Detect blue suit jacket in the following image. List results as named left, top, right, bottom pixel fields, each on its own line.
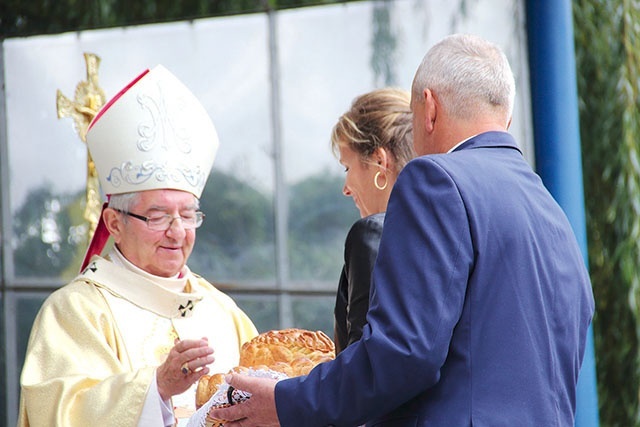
left=276, top=132, right=595, bottom=426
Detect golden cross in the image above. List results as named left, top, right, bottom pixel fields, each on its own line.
left=56, top=53, right=106, bottom=240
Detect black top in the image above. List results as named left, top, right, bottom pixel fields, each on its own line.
left=333, top=213, right=385, bottom=354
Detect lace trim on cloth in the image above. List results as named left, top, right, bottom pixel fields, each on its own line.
left=186, top=369, right=287, bottom=427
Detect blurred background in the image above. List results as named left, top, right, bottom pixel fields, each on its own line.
left=1, top=1, right=637, bottom=426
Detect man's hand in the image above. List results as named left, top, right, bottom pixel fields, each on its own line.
left=208, top=373, right=280, bottom=426
left=156, top=338, right=214, bottom=400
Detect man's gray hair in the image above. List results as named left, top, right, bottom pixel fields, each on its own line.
left=411, top=34, right=515, bottom=121
left=108, top=193, right=139, bottom=211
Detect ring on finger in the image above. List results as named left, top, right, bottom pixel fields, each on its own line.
left=181, top=362, right=191, bottom=375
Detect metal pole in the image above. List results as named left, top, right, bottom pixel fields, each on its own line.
left=0, top=40, right=20, bottom=427
left=526, top=1, right=599, bottom=426
left=266, top=5, right=293, bottom=328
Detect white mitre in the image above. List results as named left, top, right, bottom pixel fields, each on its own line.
left=80, top=65, right=218, bottom=271
left=86, top=65, right=219, bottom=198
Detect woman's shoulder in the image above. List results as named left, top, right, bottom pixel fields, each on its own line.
left=350, top=213, right=385, bottom=231
left=346, top=213, right=385, bottom=242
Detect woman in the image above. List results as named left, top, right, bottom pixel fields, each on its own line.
left=331, top=87, right=415, bottom=354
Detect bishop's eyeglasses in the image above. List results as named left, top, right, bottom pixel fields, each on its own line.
left=114, top=209, right=205, bottom=231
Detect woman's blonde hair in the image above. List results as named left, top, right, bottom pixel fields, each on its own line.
left=331, top=88, right=414, bottom=173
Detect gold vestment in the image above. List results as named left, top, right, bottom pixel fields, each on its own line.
left=18, top=255, right=258, bottom=427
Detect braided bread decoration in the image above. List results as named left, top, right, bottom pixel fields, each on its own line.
left=196, top=328, right=335, bottom=409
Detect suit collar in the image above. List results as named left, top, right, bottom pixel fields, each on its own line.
left=450, top=131, right=522, bottom=155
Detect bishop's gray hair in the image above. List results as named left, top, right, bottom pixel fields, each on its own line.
left=108, top=192, right=139, bottom=214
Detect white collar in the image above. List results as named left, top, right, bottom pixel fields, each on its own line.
left=80, top=253, right=202, bottom=318
left=110, top=247, right=188, bottom=293
left=447, top=134, right=478, bottom=153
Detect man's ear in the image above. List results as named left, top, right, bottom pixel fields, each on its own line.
left=103, top=208, right=123, bottom=243
left=424, top=88, right=437, bottom=133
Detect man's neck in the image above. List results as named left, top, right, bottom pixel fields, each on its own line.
left=440, top=120, right=507, bottom=153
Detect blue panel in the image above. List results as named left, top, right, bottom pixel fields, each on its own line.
left=526, top=1, right=599, bottom=426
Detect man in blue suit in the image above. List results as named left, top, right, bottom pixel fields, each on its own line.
left=211, top=33, right=595, bottom=427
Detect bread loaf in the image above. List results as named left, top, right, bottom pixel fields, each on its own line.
left=196, top=328, right=335, bottom=408
left=240, top=328, right=335, bottom=370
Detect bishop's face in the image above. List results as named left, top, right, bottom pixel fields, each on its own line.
left=109, top=189, right=198, bottom=277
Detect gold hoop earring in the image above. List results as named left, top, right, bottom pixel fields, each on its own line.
left=374, top=171, right=388, bottom=191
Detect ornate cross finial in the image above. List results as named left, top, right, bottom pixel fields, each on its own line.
left=56, top=53, right=107, bottom=240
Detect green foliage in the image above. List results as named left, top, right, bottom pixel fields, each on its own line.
left=234, top=296, right=280, bottom=333
left=12, top=186, right=82, bottom=277
left=192, top=169, right=357, bottom=284
left=190, top=170, right=276, bottom=281
left=288, top=171, right=359, bottom=280
left=292, top=295, right=335, bottom=336
left=0, top=0, right=352, bottom=38
left=0, top=0, right=262, bottom=37
left=574, top=0, right=640, bottom=424
left=371, top=1, right=398, bottom=86
left=11, top=169, right=356, bottom=288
